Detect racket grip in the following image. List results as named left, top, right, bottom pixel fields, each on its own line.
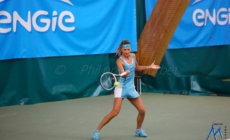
left=120, top=72, right=127, bottom=76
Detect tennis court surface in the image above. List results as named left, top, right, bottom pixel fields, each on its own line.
left=0, top=93, right=229, bottom=140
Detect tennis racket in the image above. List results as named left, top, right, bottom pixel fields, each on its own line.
left=100, top=72, right=127, bottom=90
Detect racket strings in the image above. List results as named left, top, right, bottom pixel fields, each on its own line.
left=100, top=73, right=116, bottom=90
left=100, top=72, right=127, bottom=90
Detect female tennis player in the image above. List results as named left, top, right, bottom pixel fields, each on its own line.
left=92, top=40, right=160, bottom=140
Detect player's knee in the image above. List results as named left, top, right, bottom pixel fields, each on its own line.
left=139, top=108, right=146, bottom=115
left=111, top=109, right=120, bottom=117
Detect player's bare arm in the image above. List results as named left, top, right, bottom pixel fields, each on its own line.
left=131, top=53, right=161, bottom=71
left=116, top=58, right=130, bottom=77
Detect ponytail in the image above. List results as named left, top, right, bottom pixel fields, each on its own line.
left=116, top=46, right=122, bottom=56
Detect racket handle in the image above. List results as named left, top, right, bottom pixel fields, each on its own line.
left=120, top=72, right=127, bottom=76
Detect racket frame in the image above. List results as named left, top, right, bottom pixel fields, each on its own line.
left=100, top=72, right=126, bottom=90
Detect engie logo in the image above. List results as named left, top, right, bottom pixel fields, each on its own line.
left=192, top=0, right=230, bottom=27
left=0, top=0, right=75, bottom=33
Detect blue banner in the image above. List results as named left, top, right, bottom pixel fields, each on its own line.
left=0, top=0, right=137, bottom=60
left=145, top=0, right=230, bottom=49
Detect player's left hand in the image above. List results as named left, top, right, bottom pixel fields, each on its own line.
left=150, top=61, right=160, bottom=69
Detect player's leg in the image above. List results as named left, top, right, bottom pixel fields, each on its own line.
left=92, top=98, right=123, bottom=140
left=97, top=98, right=124, bottom=130
left=127, top=97, right=147, bottom=137
left=128, top=97, right=146, bottom=129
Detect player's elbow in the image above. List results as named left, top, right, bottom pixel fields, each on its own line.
left=135, top=66, right=142, bottom=71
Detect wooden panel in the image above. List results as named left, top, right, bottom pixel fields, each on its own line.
left=136, top=0, right=190, bottom=76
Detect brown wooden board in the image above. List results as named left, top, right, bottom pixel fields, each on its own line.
left=136, top=0, right=190, bottom=76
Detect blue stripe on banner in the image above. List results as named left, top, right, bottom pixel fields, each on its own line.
left=0, top=0, right=137, bottom=60
left=145, top=0, right=230, bottom=49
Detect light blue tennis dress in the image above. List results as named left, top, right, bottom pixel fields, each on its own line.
left=114, top=56, right=139, bottom=98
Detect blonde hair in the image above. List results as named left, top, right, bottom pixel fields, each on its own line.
left=116, top=40, right=131, bottom=56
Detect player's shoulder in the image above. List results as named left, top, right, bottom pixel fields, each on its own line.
left=130, top=53, right=136, bottom=58
left=116, top=57, right=123, bottom=63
